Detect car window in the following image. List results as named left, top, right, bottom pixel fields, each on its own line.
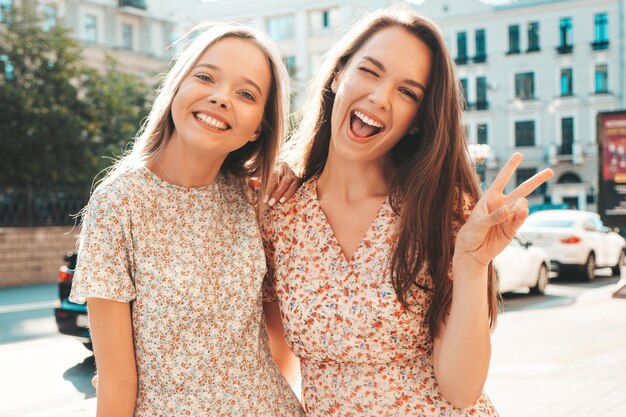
left=524, top=218, right=575, bottom=228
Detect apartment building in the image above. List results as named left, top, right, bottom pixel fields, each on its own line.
left=417, top=0, right=625, bottom=210
left=1, top=0, right=176, bottom=75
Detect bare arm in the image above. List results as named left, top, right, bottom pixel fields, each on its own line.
left=88, top=298, right=137, bottom=417
left=432, top=262, right=491, bottom=409
left=433, top=153, right=553, bottom=408
left=263, top=301, right=300, bottom=388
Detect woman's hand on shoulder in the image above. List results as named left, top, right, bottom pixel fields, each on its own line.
left=454, top=152, right=553, bottom=270
left=250, top=162, right=301, bottom=207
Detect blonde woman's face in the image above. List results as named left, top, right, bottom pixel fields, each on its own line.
left=329, top=26, right=432, bottom=165
left=170, top=37, right=272, bottom=157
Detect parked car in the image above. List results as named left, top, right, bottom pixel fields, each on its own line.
left=494, top=236, right=551, bottom=295
left=518, top=210, right=626, bottom=282
left=53, top=252, right=92, bottom=350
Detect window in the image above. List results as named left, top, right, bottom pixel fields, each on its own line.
left=476, top=77, right=488, bottom=110
left=527, top=21, right=540, bottom=51
left=508, top=25, right=520, bottom=54
left=121, top=23, right=133, bottom=49
left=517, top=167, right=545, bottom=194
left=84, top=15, right=97, bottom=43
left=595, top=64, right=608, bottom=93
left=456, top=32, right=467, bottom=65
left=515, top=72, right=534, bottom=100
left=560, top=68, right=573, bottom=96
left=0, top=54, right=14, bottom=81
left=460, top=78, right=468, bottom=106
left=42, top=5, right=56, bottom=31
left=593, top=13, right=609, bottom=50
left=477, top=124, right=488, bottom=145
left=0, top=0, right=12, bottom=23
left=308, top=9, right=338, bottom=34
left=558, top=17, right=573, bottom=53
left=474, top=29, right=486, bottom=63
left=515, top=121, right=535, bottom=147
left=267, top=15, right=295, bottom=40
left=561, top=117, right=574, bottom=155
left=119, top=0, right=146, bottom=9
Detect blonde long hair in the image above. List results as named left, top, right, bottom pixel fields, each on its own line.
left=100, top=23, right=290, bottom=203
left=285, top=7, right=498, bottom=337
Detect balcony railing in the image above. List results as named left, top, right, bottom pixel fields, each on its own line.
left=591, top=40, right=609, bottom=51
left=455, top=56, right=469, bottom=65
left=472, top=54, right=487, bottom=64
left=559, top=142, right=573, bottom=156
left=119, top=0, right=147, bottom=10
left=467, top=101, right=490, bottom=111
left=556, top=44, right=574, bottom=54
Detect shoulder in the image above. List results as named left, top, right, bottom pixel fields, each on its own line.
left=87, top=167, right=147, bottom=214
left=261, top=178, right=313, bottom=239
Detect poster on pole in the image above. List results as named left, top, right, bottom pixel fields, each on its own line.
left=598, top=111, right=626, bottom=227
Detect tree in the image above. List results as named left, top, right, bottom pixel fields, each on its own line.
left=0, top=0, right=154, bottom=188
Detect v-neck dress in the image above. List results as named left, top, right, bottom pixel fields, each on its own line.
left=262, top=179, right=498, bottom=417
left=70, top=166, right=305, bottom=417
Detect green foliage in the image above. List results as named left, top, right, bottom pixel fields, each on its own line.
left=0, top=0, right=155, bottom=188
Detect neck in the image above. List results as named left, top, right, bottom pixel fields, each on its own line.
left=149, top=131, right=227, bottom=188
left=317, top=146, right=396, bottom=203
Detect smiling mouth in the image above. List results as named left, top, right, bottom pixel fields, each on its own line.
left=193, top=112, right=231, bottom=131
left=350, top=111, right=385, bottom=138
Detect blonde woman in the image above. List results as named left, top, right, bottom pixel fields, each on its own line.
left=70, top=24, right=305, bottom=416
left=263, top=8, right=553, bottom=416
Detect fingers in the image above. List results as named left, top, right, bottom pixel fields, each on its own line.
left=508, top=168, right=554, bottom=201
left=489, top=153, right=523, bottom=194
left=489, top=198, right=528, bottom=227
left=267, top=175, right=298, bottom=206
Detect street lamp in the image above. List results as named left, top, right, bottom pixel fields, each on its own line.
left=467, top=143, right=491, bottom=186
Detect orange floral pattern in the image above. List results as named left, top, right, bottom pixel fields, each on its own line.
left=70, top=166, right=304, bottom=417
left=262, top=179, right=498, bottom=417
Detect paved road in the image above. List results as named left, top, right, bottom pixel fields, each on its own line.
left=1, top=274, right=625, bottom=417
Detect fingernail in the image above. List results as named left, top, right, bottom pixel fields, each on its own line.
left=263, top=196, right=268, bottom=203
left=279, top=197, right=286, bottom=203
left=268, top=198, right=276, bottom=206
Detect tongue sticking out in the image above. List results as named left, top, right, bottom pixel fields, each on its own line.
left=351, top=114, right=380, bottom=138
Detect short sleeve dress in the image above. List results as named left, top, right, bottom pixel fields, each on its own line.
left=262, top=179, right=498, bottom=417
left=70, top=166, right=305, bottom=417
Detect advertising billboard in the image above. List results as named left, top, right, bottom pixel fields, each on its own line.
left=598, top=111, right=626, bottom=227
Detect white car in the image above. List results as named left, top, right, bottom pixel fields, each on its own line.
left=518, top=210, right=626, bottom=281
left=494, top=236, right=551, bottom=295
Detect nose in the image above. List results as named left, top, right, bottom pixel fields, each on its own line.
left=207, top=90, right=231, bottom=110
left=368, top=84, right=391, bottom=109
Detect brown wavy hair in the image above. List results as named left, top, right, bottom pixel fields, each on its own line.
left=285, top=7, right=499, bottom=337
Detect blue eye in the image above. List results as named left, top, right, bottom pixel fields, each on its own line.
left=195, top=73, right=213, bottom=82
left=239, top=91, right=255, bottom=101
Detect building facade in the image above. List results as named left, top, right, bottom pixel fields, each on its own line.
left=418, top=0, right=626, bottom=210
left=14, top=0, right=176, bottom=75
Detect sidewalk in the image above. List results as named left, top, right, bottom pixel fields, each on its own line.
left=486, top=278, right=626, bottom=417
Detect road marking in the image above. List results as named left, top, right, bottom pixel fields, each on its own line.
left=0, top=300, right=57, bottom=314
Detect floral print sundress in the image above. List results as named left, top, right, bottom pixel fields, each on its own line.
left=262, top=179, right=499, bottom=417
left=70, top=166, right=305, bottom=417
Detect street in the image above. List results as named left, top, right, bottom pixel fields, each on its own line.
left=0, top=273, right=625, bottom=417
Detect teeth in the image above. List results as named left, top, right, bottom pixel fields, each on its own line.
left=354, top=111, right=384, bottom=129
left=195, top=113, right=229, bottom=130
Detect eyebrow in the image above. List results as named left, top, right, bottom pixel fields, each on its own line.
left=193, top=63, right=264, bottom=97
left=362, top=56, right=427, bottom=93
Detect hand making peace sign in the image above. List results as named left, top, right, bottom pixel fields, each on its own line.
left=455, top=153, right=554, bottom=268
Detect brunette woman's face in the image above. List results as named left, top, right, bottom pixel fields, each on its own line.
left=170, top=37, right=271, bottom=156
left=329, top=26, right=432, bottom=165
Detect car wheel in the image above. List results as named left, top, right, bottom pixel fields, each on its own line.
left=580, top=253, right=596, bottom=282
left=530, top=264, right=549, bottom=295
left=611, top=250, right=625, bottom=276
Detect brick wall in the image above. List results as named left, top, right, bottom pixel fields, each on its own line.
left=0, top=227, right=80, bottom=287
